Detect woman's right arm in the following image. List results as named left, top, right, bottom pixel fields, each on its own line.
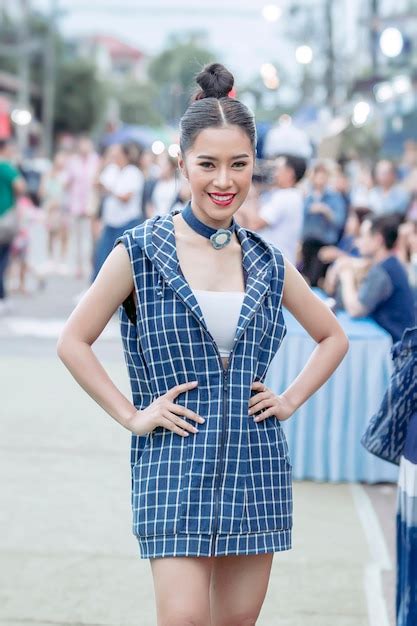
left=56, top=243, right=137, bottom=431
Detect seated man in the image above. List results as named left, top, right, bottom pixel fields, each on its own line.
left=336, top=214, right=415, bottom=342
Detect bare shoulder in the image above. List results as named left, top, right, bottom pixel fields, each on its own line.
left=282, top=257, right=348, bottom=344
left=58, top=243, right=134, bottom=346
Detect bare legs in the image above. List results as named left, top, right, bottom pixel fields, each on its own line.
left=149, top=552, right=274, bottom=626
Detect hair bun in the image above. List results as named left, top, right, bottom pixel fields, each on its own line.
left=194, top=63, right=234, bottom=100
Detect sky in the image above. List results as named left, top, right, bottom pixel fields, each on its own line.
left=31, top=0, right=293, bottom=85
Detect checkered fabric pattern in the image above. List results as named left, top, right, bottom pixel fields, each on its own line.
left=113, top=209, right=292, bottom=559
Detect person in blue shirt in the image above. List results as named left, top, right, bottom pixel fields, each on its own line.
left=368, top=160, right=410, bottom=216
left=301, top=161, right=347, bottom=286
left=337, top=213, right=415, bottom=342
left=57, top=62, right=349, bottom=625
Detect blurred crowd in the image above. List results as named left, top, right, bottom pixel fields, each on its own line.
left=0, top=133, right=416, bottom=343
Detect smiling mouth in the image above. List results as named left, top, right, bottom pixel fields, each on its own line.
left=207, top=193, right=236, bottom=203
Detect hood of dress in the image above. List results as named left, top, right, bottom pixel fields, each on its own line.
left=127, top=208, right=276, bottom=282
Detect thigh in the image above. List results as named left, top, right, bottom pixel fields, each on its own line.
left=210, top=553, right=274, bottom=626
left=150, top=555, right=213, bottom=626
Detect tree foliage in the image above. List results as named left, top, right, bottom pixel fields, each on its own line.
left=115, top=80, right=164, bottom=126
left=148, top=34, right=215, bottom=122
left=54, top=59, right=105, bottom=133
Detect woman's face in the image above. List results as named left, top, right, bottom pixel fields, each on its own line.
left=178, top=125, right=254, bottom=228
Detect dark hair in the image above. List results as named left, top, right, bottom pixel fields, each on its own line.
left=279, top=154, right=307, bottom=183
left=367, top=213, right=403, bottom=250
left=0, top=139, right=9, bottom=151
left=179, top=62, right=256, bottom=155
left=350, top=206, right=373, bottom=225
left=121, top=141, right=145, bottom=166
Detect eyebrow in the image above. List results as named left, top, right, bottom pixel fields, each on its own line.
left=196, top=154, right=250, bottom=160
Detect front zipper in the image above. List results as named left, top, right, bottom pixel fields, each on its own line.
left=164, top=280, right=270, bottom=556
left=211, top=366, right=228, bottom=556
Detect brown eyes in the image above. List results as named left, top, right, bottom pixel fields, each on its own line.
left=199, top=162, right=248, bottom=169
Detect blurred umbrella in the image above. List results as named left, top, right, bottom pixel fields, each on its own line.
left=100, top=124, right=179, bottom=151
left=100, top=125, right=159, bottom=148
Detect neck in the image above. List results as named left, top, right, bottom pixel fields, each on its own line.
left=191, top=201, right=233, bottom=230
left=373, top=248, right=391, bottom=263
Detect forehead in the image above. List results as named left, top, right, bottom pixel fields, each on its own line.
left=188, top=126, right=252, bottom=158
left=360, top=219, right=372, bottom=235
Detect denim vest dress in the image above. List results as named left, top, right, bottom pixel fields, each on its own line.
left=113, top=209, right=291, bottom=559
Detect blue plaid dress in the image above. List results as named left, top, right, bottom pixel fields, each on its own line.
left=113, top=209, right=292, bottom=559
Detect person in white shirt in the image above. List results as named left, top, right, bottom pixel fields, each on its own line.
left=241, top=154, right=306, bottom=264
left=91, top=142, right=144, bottom=282
left=146, top=154, right=178, bottom=217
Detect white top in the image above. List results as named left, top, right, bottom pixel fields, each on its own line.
left=101, top=164, right=144, bottom=227
left=151, top=178, right=177, bottom=216
left=257, top=187, right=304, bottom=264
left=192, top=289, right=245, bottom=357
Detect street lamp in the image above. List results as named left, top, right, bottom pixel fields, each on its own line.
left=295, top=45, right=313, bottom=65
left=262, top=4, right=282, bottom=22
left=379, top=27, right=404, bottom=58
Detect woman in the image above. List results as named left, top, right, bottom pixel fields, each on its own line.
left=39, top=151, right=70, bottom=273
left=146, top=153, right=179, bottom=217
left=91, top=141, right=144, bottom=282
left=361, top=326, right=417, bottom=626
left=57, top=63, right=349, bottom=625
left=65, top=136, right=100, bottom=279
left=301, top=161, right=347, bottom=286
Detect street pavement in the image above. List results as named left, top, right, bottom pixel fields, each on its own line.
left=0, top=222, right=397, bottom=626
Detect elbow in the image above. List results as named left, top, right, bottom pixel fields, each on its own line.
left=339, top=331, right=350, bottom=356
left=56, top=332, right=76, bottom=364
left=56, top=333, right=68, bottom=363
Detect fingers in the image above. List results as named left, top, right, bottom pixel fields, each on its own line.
left=160, top=410, right=200, bottom=437
left=166, top=401, right=205, bottom=425
left=166, top=380, right=198, bottom=400
left=248, top=397, right=271, bottom=415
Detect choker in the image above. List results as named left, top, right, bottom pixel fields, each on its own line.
left=181, top=201, right=236, bottom=250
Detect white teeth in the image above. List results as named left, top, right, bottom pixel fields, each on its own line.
left=210, top=194, right=234, bottom=201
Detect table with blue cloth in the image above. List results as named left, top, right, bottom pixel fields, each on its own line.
left=265, top=294, right=399, bottom=483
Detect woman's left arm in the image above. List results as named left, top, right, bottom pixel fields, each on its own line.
left=250, top=258, right=349, bottom=422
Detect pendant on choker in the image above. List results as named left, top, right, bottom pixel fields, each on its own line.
left=181, top=201, right=236, bottom=250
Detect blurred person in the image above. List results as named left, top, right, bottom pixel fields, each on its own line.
left=39, top=151, right=71, bottom=273
left=398, top=139, right=417, bottom=180
left=402, top=167, right=417, bottom=222
left=140, top=148, right=159, bottom=215
left=368, top=160, right=410, bottom=216
left=361, top=325, right=417, bottom=626
left=0, top=139, right=26, bottom=314
left=332, top=165, right=351, bottom=233
left=145, top=153, right=178, bottom=217
left=239, top=154, right=306, bottom=265
left=170, top=175, right=191, bottom=212
left=91, top=142, right=144, bottom=282
left=301, top=160, right=347, bottom=286
left=319, top=206, right=373, bottom=265
left=57, top=62, right=349, bottom=625
left=66, top=136, right=100, bottom=278
left=337, top=213, right=415, bottom=342
left=91, top=144, right=122, bottom=244
left=8, top=196, right=46, bottom=294
left=349, top=161, right=374, bottom=208
left=397, top=220, right=417, bottom=318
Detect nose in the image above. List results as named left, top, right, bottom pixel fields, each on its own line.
left=213, top=167, right=233, bottom=190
